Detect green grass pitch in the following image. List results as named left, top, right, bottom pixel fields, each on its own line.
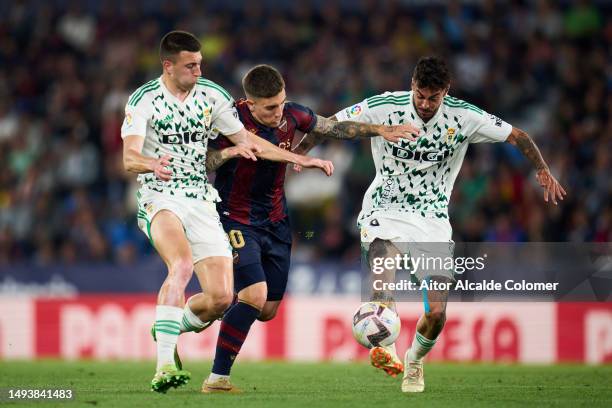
left=1, top=361, right=611, bottom=407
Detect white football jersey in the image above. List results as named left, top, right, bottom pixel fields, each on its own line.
left=335, top=91, right=512, bottom=226
left=121, top=76, right=243, bottom=202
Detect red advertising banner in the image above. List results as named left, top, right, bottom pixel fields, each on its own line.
left=0, top=295, right=610, bottom=363
left=556, top=303, right=612, bottom=363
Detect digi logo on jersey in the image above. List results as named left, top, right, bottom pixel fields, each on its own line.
left=392, top=145, right=450, bottom=162
left=161, top=131, right=206, bottom=145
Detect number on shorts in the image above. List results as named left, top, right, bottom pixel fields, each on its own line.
left=228, top=229, right=245, bottom=249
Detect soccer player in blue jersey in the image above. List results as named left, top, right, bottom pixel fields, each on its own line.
left=194, top=64, right=420, bottom=392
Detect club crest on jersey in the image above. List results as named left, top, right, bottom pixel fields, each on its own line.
left=278, top=118, right=288, bottom=132
left=203, top=107, right=212, bottom=127
left=445, top=128, right=455, bottom=143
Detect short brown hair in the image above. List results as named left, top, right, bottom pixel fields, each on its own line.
left=159, top=31, right=201, bottom=63
left=412, top=56, right=451, bottom=91
left=242, top=64, right=285, bottom=98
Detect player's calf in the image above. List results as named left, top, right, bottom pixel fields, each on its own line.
left=367, top=239, right=401, bottom=312
left=402, top=329, right=435, bottom=393
left=205, top=300, right=261, bottom=388
left=402, top=301, right=446, bottom=392
left=204, top=283, right=266, bottom=390
left=257, top=300, right=281, bottom=321
left=422, top=308, right=446, bottom=337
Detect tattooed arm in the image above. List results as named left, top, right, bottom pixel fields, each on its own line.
left=506, top=127, right=548, bottom=171
left=206, top=138, right=334, bottom=176
left=205, top=147, right=227, bottom=173
left=205, top=142, right=311, bottom=173
left=293, top=115, right=419, bottom=155
left=205, top=137, right=276, bottom=172
left=506, top=127, right=566, bottom=204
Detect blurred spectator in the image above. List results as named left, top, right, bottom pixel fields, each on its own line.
left=0, top=0, right=608, bottom=265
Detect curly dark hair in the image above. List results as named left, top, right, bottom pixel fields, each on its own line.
left=412, top=56, right=451, bottom=91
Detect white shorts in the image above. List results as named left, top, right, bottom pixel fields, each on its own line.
left=136, top=189, right=232, bottom=263
left=360, top=211, right=455, bottom=281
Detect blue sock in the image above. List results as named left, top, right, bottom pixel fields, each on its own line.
left=212, top=301, right=260, bottom=376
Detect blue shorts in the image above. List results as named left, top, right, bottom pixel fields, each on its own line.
left=222, top=218, right=291, bottom=301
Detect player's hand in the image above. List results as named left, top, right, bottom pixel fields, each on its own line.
left=298, top=157, right=334, bottom=176
left=223, top=145, right=259, bottom=162
left=234, top=140, right=261, bottom=161
left=293, top=163, right=303, bottom=172
left=238, top=132, right=265, bottom=161
left=536, top=168, right=566, bottom=205
left=152, top=154, right=172, bottom=181
left=379, top=123, right=420, bottom=143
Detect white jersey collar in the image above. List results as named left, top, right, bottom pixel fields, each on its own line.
left=159, top=75, right=196, bottom=105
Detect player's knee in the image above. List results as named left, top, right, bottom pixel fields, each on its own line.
left=209, top=290, right=234, bottom=315
left=237, top=282, right=267, bottom=311
left=240, top=291, right=267, bottom=311
left=168, top=258, right=193, bottom=286
left=368, top=239, right=388, bottom=261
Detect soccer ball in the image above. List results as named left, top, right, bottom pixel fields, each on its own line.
left=351, top=302, right=401, bottom=348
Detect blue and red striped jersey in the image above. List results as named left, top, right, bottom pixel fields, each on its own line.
left=211, top=99, right=317, bottom=239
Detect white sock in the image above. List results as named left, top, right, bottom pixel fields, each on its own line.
left=406, top=331, right=437, bottom=362
left=179, top=296, right=208, bottom=333
left=208, top=372, right=229, bottom=382
left=155, top=305, right=183, bottom=370
left=383, top=343, right=399, bottom=359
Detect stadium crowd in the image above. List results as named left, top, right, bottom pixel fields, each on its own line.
left=0, top=0, right=609, bottom=265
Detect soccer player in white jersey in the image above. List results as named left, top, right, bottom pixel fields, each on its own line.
left=294, top=56, right=566, bottom=393
left=121, top=31, right=334, bottom=393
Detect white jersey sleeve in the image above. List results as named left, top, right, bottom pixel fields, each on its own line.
left=121, top=103, right=149, bottom=139
left=335, top=91, right=411, bottom=125
left=334, top=99, right=375, bottom=123
left=469, top=110, right=512, bottom=144
left=206, top=85, right=244, bottom=137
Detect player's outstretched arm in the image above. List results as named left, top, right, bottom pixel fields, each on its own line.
left=223, top=128, right=262, bottom=161
left=293, top=115, right=419, bottom=155
left=218, top=128, right=333, bottom=175
left=122, top=135, right=172, bottom=181
left=506, top=127, right=567, bottom=205
left=244, top=131, right=334, bottom=176
left=205, top=145, right=263, bottom=172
